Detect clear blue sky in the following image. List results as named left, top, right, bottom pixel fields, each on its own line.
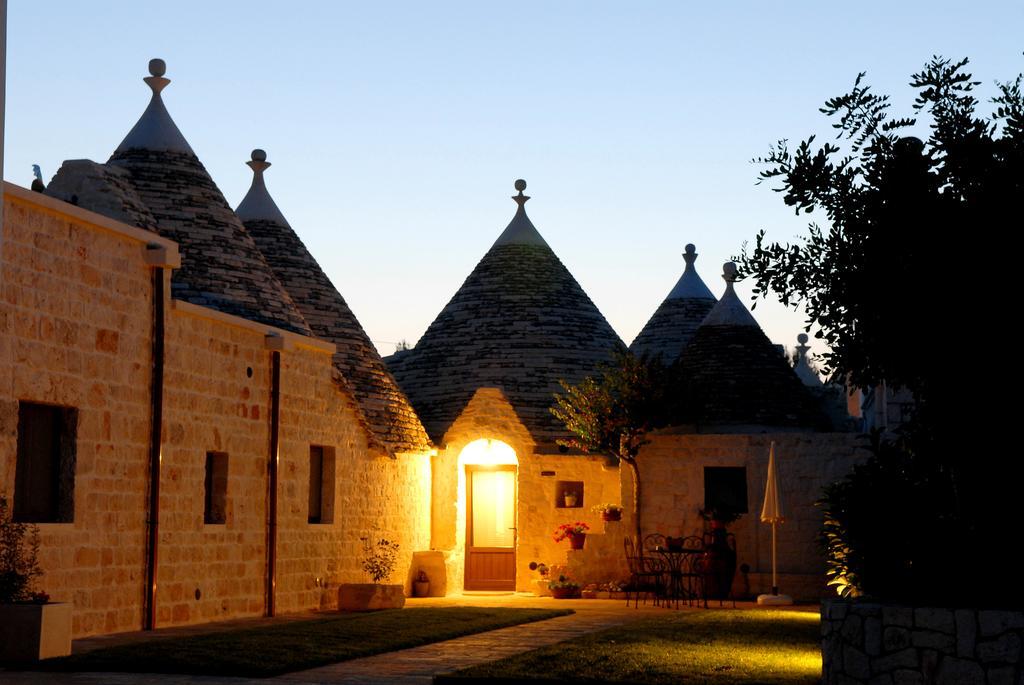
left=5, top=2, right=1021, bottom=356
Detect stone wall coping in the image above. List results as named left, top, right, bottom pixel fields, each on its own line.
left=172, top=299, right=337, bottom=354
left=4, top=181, right=180, bottom=266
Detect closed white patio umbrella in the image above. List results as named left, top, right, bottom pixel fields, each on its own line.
left=757, top=441, right=793, bottom=605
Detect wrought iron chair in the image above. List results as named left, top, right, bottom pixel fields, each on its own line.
left=679, top=535, right=707, bottom=608
left=623, top=536, right=664, bottom=608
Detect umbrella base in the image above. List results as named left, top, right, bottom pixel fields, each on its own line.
left=757, top=593, right=793, bottom=606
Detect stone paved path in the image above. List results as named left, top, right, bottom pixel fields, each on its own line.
left=0, top=596, right=673, bottom=685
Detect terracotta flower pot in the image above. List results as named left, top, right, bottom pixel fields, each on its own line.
left=551, top=586, right=579, bottom=599
left=601, top=510, right=622, bottom=522
left=569, top=532, right=586, bottom=550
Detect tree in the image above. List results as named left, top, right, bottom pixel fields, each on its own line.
left=743, top=56, right=1021, bottom=416
left=551, top=347, right=679, bottom=541
left=741, top=57, right=1023, bottom=604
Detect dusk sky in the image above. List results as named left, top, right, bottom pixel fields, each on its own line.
left=4, top=2, right=1020, bottom=358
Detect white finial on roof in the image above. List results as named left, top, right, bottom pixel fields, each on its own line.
left=793, top=333, right=823, bottom=386
left=114, top=58, right=195, bottom=155
left=235, top=149, right=291, bottom=226
left=666, top=243, right=716, bottom=300
left=492, top=178, right=549, bottom=248
left=700, top=261, right=759, bottom=327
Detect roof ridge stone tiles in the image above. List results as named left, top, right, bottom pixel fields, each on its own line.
left=236, top=149, right=431, bottom=454
left=629, top=243, right=717, bottom=362
left=678, top=262, right=825, bottom=429
left=45, top=59, right=311, bottom=335
left=385, top=180, right=624, bottom=446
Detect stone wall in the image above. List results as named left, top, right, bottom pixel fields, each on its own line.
left=821, top=600, right=1024, bottom=684
left=434, top=388, right=619, bottom=594
left=0, top=188, right=165, bottom=637
left=568, top=431, right=870, bottom=600
left=0, top=187, right=433, bottom=638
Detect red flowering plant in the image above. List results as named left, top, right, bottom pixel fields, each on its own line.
left=552, top=522, right=590, bottom=543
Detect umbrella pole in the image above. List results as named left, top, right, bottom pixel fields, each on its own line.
left=771, top=520, right=778, bottom=596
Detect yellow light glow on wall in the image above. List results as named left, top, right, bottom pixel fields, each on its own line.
left=451, top=438, right=519, bottom=588
left=457, top=438, right=518, bottom=467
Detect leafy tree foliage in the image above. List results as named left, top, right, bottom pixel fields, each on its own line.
left=743, top=57, right=1023, bottom=605
left=551, top=347, right=680, bottom=540
left=743, top=56, right=1021, bottom=408
left=0, top=496, right=43, bottom=603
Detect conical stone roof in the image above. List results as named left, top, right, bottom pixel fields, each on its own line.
left=630, top=243, right=717, bottom=361
left=386, top=180, right=624, bottom=446
left=678, top=262, right=824, bottom=429
left=48, top=59, right=310, bottom=335
left=236, top=150, right=431, bottom=454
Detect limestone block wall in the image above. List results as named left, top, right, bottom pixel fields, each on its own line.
left=274, top=346, right=431, bottom=614
left=434, top=388, right=619, bottom=594
left=606, top=431, right=869, bottom=600
left=1, top=187, right=433, bottom=638
left=516, top=453, right=619, bottom=592
left=821, top=600, right=1024, bottom=684
left=0, top=188, right=165, bottom=637
left=158, top=307, right=275, bottom=627
left=159, top=304, right=433, bottom=628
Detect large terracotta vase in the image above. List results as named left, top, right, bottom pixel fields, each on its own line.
left=701, top=528, right=737, bottom=600
left=569, top=532, right=586, bottom=550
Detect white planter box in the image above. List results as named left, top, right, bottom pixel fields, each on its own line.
left=0, top=602, right=73, bottom=661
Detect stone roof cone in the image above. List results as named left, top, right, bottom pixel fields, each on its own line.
left=677, top=262, right=824, bottom=429
left=45, top=59, right=310, bottom=334
left=630, top=243, right=717, bottom=361
left=237, top=149, right=431, bottom=453
left=385, top=180, right=624, bottom=446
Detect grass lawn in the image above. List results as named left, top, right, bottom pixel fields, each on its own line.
left=439, top=609, right=821, bottom=685
left=30, top=607, right=572, bottom=678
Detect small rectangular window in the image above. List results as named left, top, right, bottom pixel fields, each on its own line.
left=703, top=466, right=748, bottom=516
left=14, top=402, right=77, bottom=523
left=204, top=452, right=228, bottom=524
left=308, top=446, right=335, bottom=524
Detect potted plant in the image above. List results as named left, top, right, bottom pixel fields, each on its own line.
left=338, top=536, right=406, bottom=611
left=698, top=507, right=742, bottom=601
left=0, top=495, right=72, bottom=661
left=548, top=575, right=581, bottom=599
left=553, top=522, right=590, bottom=550
left=591, top=503, right=623, bottom=522
left=529, top=561, right=550, bottom=577
left=412, top=570, right=430, bottom=598
left=563, top=490, right=579, bottom=507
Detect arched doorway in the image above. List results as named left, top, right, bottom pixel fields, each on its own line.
left=457, top=439, right=518, bottom=591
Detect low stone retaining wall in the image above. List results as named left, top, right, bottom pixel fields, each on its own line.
left=821, top=600, right=1023, bottom=684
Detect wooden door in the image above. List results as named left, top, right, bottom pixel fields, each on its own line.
left=465, top=466, right=516, bottom=590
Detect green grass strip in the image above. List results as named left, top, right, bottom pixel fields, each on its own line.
left=34, top=607, right=573, bottom=678
left=439, top=609, right=821, bottom=685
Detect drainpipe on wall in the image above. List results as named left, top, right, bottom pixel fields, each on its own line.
left=265, top=334, right=286, bottom=617
left=143, top=245, right=176, bottom=630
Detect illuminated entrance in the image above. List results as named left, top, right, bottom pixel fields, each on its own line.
left=459, top=439, right=517, bottom=591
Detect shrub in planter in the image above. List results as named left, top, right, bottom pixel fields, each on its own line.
left=0, top=496, right=43, bottom=605
left=0, top=495, right=71, bottom=661
left=339, top=536, right=405, bottom=611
